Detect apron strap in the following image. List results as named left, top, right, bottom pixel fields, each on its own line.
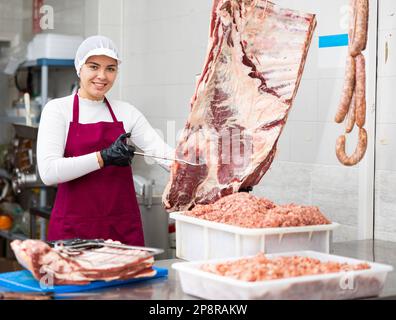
left=73, top=94, right=119, bottom=123
left=104, top=97, right=118, bottom=122
left=72, top=94, right=79, bottom=123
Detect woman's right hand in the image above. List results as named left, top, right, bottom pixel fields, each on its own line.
left=99, top=133, right=136, bottom=167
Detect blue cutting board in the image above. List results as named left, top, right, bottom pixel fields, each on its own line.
left=0, top=267, right=168, bottom=294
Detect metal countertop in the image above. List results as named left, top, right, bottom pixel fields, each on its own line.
left=1, top=239, right=395, bottom=300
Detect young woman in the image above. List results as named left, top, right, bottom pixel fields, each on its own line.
left=37, top=35, right=174, bottom=245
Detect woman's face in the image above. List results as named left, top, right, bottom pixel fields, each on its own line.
left=79, top=55, right=118, bottom=100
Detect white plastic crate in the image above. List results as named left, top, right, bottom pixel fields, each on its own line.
left=172, top=251, right=393, bottom=300
left=170, top=212, right=339, bottom=261
left=27, top=34, right=83, bottom=60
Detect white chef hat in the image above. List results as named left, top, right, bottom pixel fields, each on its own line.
left=74, top=35, right=122, bottom=77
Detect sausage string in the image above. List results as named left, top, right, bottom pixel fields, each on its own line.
left=335, top=0, right=369, bottom=166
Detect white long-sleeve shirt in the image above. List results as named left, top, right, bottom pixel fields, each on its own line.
left=37, top=94, right=174, bottom=186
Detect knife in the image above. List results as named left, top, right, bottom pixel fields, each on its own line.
left=134, top=151, right=204, bottom=166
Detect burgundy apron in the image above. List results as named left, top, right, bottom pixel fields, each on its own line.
left=47, top=94, right=145, bottom=246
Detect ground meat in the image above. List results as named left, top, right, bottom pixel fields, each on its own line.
left=183, top=193, right=331, bottom=228
left=201, top=253, right=371, bottom=282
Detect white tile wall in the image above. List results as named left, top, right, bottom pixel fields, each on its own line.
left=377, top=77, right=396, bottom=124
left=122, top=0, right=147, bottom=26
left=289, top=122, right=318, bottom=163
left=379, top=0, right=396, bottom=31
left=0, top=0, right=24, bottom=20
left=253, top=162, right=313, bottom=205
left=122, top=84, right=193, bottom=120
left=333, top=224, right=359, bottom=243
left=0, top=0, right=24, bottom=144
left=318, top=46, right=349, bottom=72
left=378, top=29, right=396, bottom=78
left=123, top=0, right=212, bottom=26
left=275, top=0, right=349, bottom=35
left=375, top=170, right=396, bottom=241
left=376, top=124, right=396, bottom=172
left=288, top=79, right=318, bottom=122
left=317, top=78, right=344, bottom=122
left=311, top=164, right=359, bottom=226
left=302, top=35, right=319, bottom=80
left=98, top=0, right=123, bottom=26
left=84, top=0, right=99, bottom=35
left=122, top=49, right=207, bottom=87
left=44, top=0, right=85, bottom=36
left=275, top=124, right=291, bottom=162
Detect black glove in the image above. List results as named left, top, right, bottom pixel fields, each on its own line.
left=100, top=133, right=136, bottom=167
left=239, top=186, right=253, bottom=193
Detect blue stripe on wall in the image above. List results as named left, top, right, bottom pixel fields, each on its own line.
left=319, top=34, right=349, bottom=48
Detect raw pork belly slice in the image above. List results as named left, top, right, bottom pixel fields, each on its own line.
left=10, top=239, right=156, bottom=285
left=163, top=0, right=316, bottom=212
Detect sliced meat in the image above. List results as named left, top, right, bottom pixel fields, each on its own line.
left=10, top=239, right=156, bottom=285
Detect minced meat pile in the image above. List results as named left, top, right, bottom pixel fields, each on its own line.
left=183, top=193, right=331, bottom=228
left=201, top=253, right=370, bottom=282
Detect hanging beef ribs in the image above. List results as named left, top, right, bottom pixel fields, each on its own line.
left=163, top=0, right=317, bottom=212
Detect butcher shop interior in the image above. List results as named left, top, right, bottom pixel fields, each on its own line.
left=0, top=0, right=395, bottom=302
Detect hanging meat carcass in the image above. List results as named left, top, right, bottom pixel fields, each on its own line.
left=163, top=0, right=317, bottom=211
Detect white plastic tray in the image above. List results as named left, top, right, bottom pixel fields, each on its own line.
left=170, top=212, right=339, bottom=261
left=172, top=251, right=393, bottom=300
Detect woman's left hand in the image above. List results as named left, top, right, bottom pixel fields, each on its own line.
left=100, top=133, right=136, bottom=167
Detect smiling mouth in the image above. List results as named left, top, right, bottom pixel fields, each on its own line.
left=92, top=82, right=108, bottom=89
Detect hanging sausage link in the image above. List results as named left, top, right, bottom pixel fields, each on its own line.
left=335, top=55, right=356, bottom=123
left=336, top=128, right=367, bottom=166
left=349, top=0, right=369, bottom=57
left=355, top=53, right=366, bottom=128
left=334, top=0, right=368, bottom=166
left=345, top=92, right=356, bottom=134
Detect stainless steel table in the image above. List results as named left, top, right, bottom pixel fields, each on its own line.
left=1, top=240, right=396, bottom=300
